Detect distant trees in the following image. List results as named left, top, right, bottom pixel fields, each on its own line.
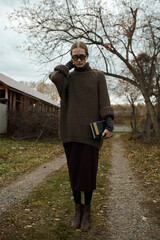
left=113, top=80, right=142, bottom=133
left=11, top=0, right=160, bottom=138
left=21, top=81, right=60, bottom=103
left=113, top=103, right=146, bottom=130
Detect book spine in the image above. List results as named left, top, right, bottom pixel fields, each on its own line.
left=90, top=123, right=96, bottom=139
left=93, top=122, right=99, bottom=135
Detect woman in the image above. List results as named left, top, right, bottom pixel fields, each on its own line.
left=49, top=41, right=114, bottom=230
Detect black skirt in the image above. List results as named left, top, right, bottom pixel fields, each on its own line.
left=64, top=142, right=99, bottom=192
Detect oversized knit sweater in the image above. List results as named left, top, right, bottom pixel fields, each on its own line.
left=49, top=62, right=114, bottom=149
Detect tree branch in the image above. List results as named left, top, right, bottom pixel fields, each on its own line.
left=103, top=72, right=140, bottom=89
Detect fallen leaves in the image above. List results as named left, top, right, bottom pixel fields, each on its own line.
left=24, top=225, right=32, bottom=228
left=123, top=134, right=160, bottom=205
left=141, top=216, right=147, bottom=221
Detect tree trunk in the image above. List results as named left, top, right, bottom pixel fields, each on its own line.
left=130, top=103, right=137, bottom=133
left=157, top=94, right=160, bottom=123
left=133, top=103, right=137, bottom=133
left=143, top=93, right=160, bottom=139
left=146, top=110, right=151, bottom=142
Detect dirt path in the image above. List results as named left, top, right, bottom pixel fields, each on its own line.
left=106, top=134, right=160, bottom=240
left=0, top=136, right=159, bottom=239
left=0, top=154, right=66, bottom=217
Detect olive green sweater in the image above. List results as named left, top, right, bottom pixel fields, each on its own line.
left=49, top=63, right=114, bottom=149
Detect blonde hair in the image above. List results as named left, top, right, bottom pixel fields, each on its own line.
left=70, top=41, right=89, bottom=56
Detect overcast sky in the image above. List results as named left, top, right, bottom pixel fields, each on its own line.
left=0, top=0, right=117, bottom=82
left=0, top=0, right=137, bottom=105
left=0, top=0, right=43, bottom=82
left=0, top=0, right=122, bottom=104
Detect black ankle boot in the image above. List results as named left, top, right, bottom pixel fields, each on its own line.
left=71, top=204, right=82, bottom=229
left=81, top=205, right=90, bottom=230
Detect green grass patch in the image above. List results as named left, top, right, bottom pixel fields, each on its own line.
left=0, top=138, right=64, bottom=186
left=0, top=140, right=111, bottom=240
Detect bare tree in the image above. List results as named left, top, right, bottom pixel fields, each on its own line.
left=114, top=80, right=142, bottom=133
left=10, top=0, right=160, bottom=138
left=131, top=52, right=159, bottom=139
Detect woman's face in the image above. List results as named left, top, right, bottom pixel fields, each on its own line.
left=71, top=48, right=88, bottom=68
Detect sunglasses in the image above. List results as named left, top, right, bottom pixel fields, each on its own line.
left=72, top=54, right=86, bottom=61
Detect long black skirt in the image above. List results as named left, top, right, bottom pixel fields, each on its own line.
left=64, top=142, right=99, bottom=192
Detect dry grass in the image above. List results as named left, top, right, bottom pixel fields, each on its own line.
left=0, top=138, right=64, bottom=186
left=121, top=133, right=160, bottom=222
left=0, top=140, right=112, bottom=240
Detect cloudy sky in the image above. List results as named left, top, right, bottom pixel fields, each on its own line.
left=0, top=0, right=122, bottom=104
left=0, top=0, right=42, bottom=82
left=0, top=0, right=119, bottom=83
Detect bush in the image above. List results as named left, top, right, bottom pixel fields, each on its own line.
left=7, top=110, right=59, bottom=140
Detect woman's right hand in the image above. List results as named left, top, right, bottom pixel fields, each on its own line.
left=66, top=61, right=74, bottom=70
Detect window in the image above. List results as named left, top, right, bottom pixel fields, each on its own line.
left=0, top=89, right=5, bottom=98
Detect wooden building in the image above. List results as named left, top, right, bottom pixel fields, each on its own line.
left=0, top=73, right=60, bottom=137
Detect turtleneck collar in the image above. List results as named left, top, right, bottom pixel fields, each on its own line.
left=74, top=62, right=91, bottom=72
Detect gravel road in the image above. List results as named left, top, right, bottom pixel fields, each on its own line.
left=106, top=134, right=160, bottom=240
left=0, top=154, right=66, bottom=217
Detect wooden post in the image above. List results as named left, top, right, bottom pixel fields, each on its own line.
left=9, top=91, right=12, bottom=110
left=13, top=93, right=16, bottom=111
left=20, top=95, right=24, bottom=110
left=5, top=88, right=8, bottom=99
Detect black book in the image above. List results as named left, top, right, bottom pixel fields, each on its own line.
left=90, top=120, right=106, bottom=139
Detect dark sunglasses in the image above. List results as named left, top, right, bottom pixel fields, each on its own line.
left=72, top=54, right=86, bottom=61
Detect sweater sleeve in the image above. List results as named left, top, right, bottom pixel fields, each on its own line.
left=105, top=115, right=114, bottom=132
left=98, top=71, right=114, bottom=120
left=49, top=65, right=69, bottom=98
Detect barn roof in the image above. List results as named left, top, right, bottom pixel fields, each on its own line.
left=0, top=73, right=59, bottom=107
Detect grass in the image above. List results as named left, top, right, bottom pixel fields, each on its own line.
left=121, top=134, right=160, bottom=197
left=0, top=138, right=64, bottom=186
left=1, top=133, right=159, bottom=239
left=121, top=133, right=160, bottom=220
left=0, top=140, right=112, bottom=240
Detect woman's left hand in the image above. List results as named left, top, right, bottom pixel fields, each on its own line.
left=102, top=129, right=113, bottom=139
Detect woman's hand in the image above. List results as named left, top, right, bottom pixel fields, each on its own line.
left=66, top=60, right=74, bottom=70
left=102, top=129, right=113, bottom=139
